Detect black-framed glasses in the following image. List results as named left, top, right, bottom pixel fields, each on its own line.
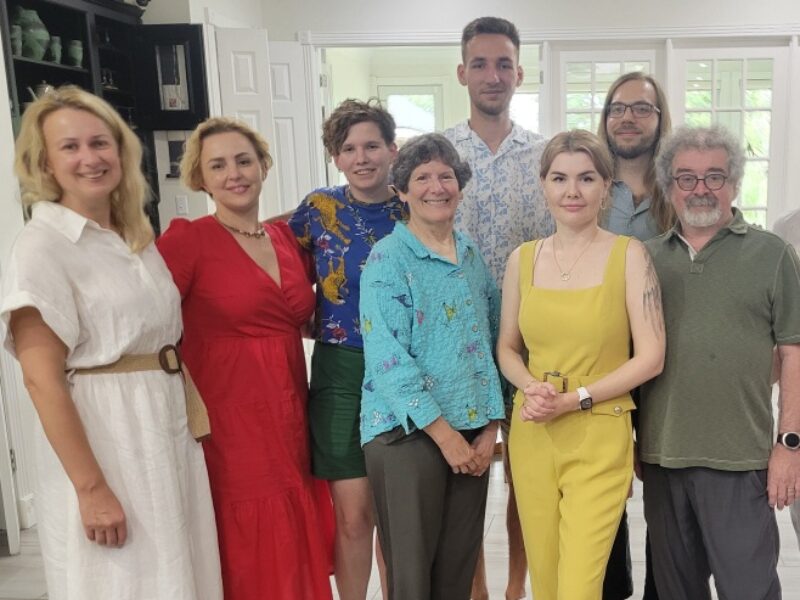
left=607, top=102, right=660, bottom=119
left=673, top=173, right=728, bottom=191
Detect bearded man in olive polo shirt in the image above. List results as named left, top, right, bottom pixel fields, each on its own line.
left=640, top=125, right=800, bottom=600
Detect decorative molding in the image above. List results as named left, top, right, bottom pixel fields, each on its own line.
left=302, top=44, right=326, bottom=187
left=299, top=23, right=800, bottom=47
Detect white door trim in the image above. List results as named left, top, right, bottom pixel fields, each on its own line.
left=299, top=24, right=800, bottom=47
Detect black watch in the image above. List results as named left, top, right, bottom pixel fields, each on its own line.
left=777, top=432, right=800, bottom=450
left=577, top=386, right=593, bottom=411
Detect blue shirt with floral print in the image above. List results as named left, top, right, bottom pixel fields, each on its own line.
left=359, top=222, right=505, bottom=445
left=289, top=185, right=407, bottom=348
left=444, top=120, right=555, bottom=287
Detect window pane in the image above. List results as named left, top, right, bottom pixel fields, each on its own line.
left=566, top=93, right=592, bottom=110
left=686, top=61, right=712, bottom=109
left=715, top=111, right=742, bottom=140
left=566, top=112, right=592, bottom=130
left=744, top=111, right=771, bottom=158
left=685, top=112, right=711, bottom=127
left=686, top=90, right=712, bottom=110
left=715, top=59, right=743, bottom=109
left=386, top=94, right=435, bottom=133
left=510, top=93, right=539, bottom=133
left=624, top=61, right=649, bottom=74
left=745, top=59, right=773, bottom=108
left=566, top=62, right=592, bottom=83
left=594, top=62, right=621, bottom=108
left=742, top=209, right=767, bottom=228
left=740, top=161, right=768, bottom=209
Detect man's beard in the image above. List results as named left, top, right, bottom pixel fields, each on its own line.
left=679, top=195, right=722, bottom=228
left=472, top=90, right=511, bottom=117
left=609, top=131, right=657, bottom=159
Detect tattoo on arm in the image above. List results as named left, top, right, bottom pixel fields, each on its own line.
left=642, top=247, right=665, bottom=337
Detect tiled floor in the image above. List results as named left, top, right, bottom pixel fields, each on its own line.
left=2, top=464, right=799, bottom=600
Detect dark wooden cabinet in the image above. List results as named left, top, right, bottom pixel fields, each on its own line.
left=1, top=0, right=142, bottom=132
left=1, top=0, right=211, bottom=235
left=134, top=24, right=208, bottom=130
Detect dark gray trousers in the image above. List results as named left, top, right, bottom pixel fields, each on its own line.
left=642, top=463, right=781, bottom=600
left=364, top=427, right=489, bottom=600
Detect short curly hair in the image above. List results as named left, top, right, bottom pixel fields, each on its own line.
left=391, top=133, right=472, bottom=193
left=655, top=125, right=746, bottom=197
left=181, top=117, right=273, bottom=192
left=322, top=98, right=396, bottom=156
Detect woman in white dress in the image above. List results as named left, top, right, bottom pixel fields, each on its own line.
left=0, top=86, right=222, bottom=600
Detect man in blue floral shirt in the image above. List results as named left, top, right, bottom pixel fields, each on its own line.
left=443, top=17, right=554, bottom=600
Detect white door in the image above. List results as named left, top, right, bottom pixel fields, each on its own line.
left=267, top=41, right=318, bottom=212
left=0, top=371, right=20, bottom=555
left=214, top=28, right=280, bottom=217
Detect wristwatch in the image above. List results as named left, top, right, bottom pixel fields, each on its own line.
left=577, top=386, right=593, bottom=411
left=777, top=432, right=800, bottom=450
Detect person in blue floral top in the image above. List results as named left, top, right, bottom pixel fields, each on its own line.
left=288, top=99, right=406, bottom=600
left=360, top=133, right=504, bottom=600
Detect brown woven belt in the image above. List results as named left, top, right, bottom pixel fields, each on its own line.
left=72, top=344, right=210, bottom=441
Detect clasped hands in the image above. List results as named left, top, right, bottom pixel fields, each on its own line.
left=519, top=380, right=572, bottom=423
left=438, top=425, right=497, bottom=477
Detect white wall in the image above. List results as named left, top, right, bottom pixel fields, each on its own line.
left=262, top=0, right=800, bottom=41
left=328, top=48, right=372, bottom=107
left=153, top=132, right=211, bottom=230
left=142, top=1, right=190, bottom=24
left=143, top=0, right=262, bottom=25
left=190, top=0, right=263, bottom=27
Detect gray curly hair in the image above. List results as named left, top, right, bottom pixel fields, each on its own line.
left=655, top=125, right=746, bottom=196
left=391, top=133, right=472, bottom=193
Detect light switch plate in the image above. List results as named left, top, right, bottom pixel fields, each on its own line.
left=175, top=195, right=189, bottom=216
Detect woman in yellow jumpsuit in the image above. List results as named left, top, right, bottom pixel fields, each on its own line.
left=497, top=130, right=666, bottom=600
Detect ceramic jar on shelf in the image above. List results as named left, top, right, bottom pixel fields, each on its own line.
left=12, top=7, right=50, bottom=61
left=67, top=40, right=84, bottom=68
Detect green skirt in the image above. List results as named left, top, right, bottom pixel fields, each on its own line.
left=309, top=342, right=367, bottom=479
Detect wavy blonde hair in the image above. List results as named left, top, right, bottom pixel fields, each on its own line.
left=180, top=117, right=273, bottom=192
left=14, top=85, right=153, bottom=252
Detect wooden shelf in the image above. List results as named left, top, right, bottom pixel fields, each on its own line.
left=102, top=86, right=133, bottom=96
left=13, top=55, right=89, bottom=74
left=98, top=44, right=129, bottom=58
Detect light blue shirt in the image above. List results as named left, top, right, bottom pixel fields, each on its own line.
left=359, top=222, right=505, bottom=445
left=443, top=121, right=555, bottom=286
left=605, top=180, right=661, bottom=241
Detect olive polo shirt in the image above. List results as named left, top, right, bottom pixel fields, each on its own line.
left=640, top=209, right=800, bottom=471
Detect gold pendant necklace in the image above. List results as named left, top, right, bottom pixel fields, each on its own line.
left=552, top=229, right=599, bottom=281
left=214, top=215, right=265, bottom=239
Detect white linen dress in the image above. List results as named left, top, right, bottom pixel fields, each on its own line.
left=0, top=201, right=222, bottom=600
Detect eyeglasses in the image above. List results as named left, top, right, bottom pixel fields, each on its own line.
left=673, top=173, right=728, bottom=191
left=607, top=102, right=660, bottom=119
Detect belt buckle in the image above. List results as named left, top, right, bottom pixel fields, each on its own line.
left=158, top=344, right=182, bottom=374
left=543, top=370, right=568, bottom=393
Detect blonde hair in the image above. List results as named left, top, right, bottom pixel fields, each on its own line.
left=14, top=85, right=153, bottom=252
left=540, top=129, right=614, bottom=182
left=180, top=117, right=273, bottom=192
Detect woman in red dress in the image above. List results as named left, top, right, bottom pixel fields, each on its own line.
left=157, top=117, right=333, bottom=600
